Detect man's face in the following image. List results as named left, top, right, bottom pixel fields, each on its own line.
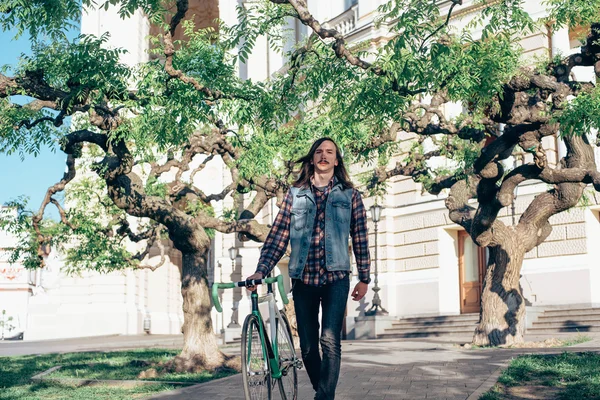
left=312, top=140, right=338, bottom=175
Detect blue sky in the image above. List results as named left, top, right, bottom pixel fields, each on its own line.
left=0, top=27, right=80, bottom=218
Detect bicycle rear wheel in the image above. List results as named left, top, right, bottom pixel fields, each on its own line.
left=275, top=312, right=298, bottom=400
left=242, top=314, right=272, bottom=400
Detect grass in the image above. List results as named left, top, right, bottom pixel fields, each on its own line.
left=479, top=351, right=600, bottom=400
left=0, top=349, right=238, bottom=400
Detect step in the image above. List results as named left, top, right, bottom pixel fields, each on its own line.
left=225, top=337, right=241, bottom=345
left=395, top=314, right=479, bottom=324
left=384, top=326, right=476, bottom=334
left=526, top=325, right=600, bottom=334
left=531, top=322, right=600, bottom=330
left=540, top=308, right=600, bottom=317
left=378, top=331, right=474, bottom=339
left=390, top=320, right=479, bottom=329
left=535, top=314, right=600, bottom=324
left=533, top=318, right=600, bottom=328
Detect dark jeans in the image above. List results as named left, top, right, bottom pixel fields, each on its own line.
left=292, top=276, right=350, bottom=400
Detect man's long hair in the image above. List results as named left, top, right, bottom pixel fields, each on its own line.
left=293, top=137, right=354, bottom=189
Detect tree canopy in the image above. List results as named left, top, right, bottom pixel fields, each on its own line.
left=2, top=0, right=600, bottom=361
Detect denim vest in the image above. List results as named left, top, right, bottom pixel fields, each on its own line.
left=288, top=182, right=353, bottom=279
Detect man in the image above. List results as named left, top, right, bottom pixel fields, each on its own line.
left=246, top=137, right=371, bottom=400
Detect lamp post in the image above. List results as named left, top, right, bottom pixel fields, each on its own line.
left=228, top=246, right=240, bottom=328
left=366, top=204, right=388, bottom=316
left=218, top=261, right=225, bottom=336
left=30, top=242, right=51, bottom=295
left=511, top=155, right=519, bottom=226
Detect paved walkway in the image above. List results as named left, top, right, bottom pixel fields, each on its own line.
left=0, top=334, right=183, bottom=357
left=3, top=333, right=599, bottom=399
left=147, top=336, right=600, bottom=400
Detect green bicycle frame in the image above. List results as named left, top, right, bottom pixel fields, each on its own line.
left=249, top=291, right=282, bottom=379
left=212, top=275, right=289, bottom=380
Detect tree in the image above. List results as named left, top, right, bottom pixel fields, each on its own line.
left=0, top=0, right=306, bottom=371
left=256, top=0, right=600, bottom=346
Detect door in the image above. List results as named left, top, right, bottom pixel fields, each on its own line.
left=458, top=231, right=486, bottom=314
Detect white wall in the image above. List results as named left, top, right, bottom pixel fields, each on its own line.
left=24, top=250, right=184, bottom=340
left=81, top=4, right=150, bottom=66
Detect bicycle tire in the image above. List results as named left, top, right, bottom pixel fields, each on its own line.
left=241, top=314, right=272, bottom=400
left=275, top=312, right=298, bottom=400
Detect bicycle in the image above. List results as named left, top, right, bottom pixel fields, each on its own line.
left=212, top=274, right=302, bottom=400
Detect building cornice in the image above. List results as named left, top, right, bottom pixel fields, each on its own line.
left=444, top=0, right=501, bottom=21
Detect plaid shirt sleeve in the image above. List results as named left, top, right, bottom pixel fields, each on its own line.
left=351, top=189, right=371, bottom=283
left=255, top=190, right=293, bottom=278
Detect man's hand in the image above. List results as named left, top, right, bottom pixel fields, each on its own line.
left=351, top=282, right=368, bottom=301
left=245, top=272, right=263, bottom=292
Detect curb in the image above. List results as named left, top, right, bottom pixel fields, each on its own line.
left=569, top=338, right=600, bottom=348
left=31, top=365, right=223, bottom=388
left=144, top=373, right=241, bottom=399
left=31, top=365, right=62, bottom=381
left=466, top=361, right=509, bottom=400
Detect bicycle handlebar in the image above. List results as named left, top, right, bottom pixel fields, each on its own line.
left=211, top=274, right=289, bottom=313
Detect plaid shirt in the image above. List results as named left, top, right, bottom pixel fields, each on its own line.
left=256, top=178, right=371, bottom=287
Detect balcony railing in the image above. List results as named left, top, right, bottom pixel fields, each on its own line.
left=322, top=4, right=359, bottom=36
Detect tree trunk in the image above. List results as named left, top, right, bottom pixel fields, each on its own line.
left=171, top=251, right=229, bottom=372
left=473, top=244, right=526, bottom=346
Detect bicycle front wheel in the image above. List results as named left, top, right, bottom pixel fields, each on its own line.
left=241, top=314, right=272, bottom=400
left=276, top=312, right=298, bottom=400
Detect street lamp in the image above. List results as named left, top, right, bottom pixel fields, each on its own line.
left=228, top=246, right=240, bottom=328
left=366, top=204, right=388, bottom=316
left=228, top=246, right=238, bottom=265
